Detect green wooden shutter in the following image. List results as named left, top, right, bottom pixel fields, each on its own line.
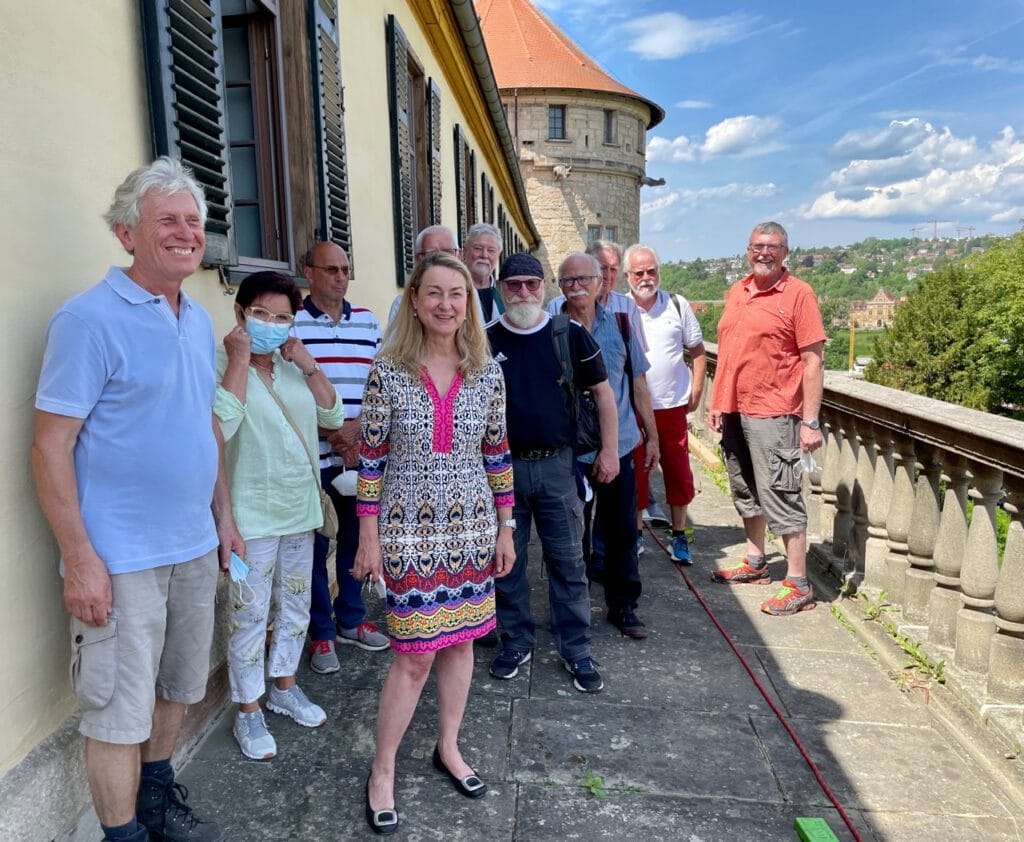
left=453, top=125, right=467, bottom=246
left=139, top=0, right=236, bottom=265
left=309, top=0, right=352, bottom=255
left=427, top=79, right=442, bottom=226
left=386, top=14, right=414, bottom=285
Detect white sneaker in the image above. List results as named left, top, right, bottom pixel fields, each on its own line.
left=233, top=709, right=277, bottom=760
left=266, top=684, right=327, bottom=727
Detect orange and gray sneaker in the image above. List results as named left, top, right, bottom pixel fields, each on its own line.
left=760, top=580, right=816, bottom=615
left=710, top=559, right=772, bottom=584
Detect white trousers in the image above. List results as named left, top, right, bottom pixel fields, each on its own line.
left=227, top=531, right=314, bottom=704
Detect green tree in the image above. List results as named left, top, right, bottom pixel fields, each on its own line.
left=865, top=233, right=1024, bottom=413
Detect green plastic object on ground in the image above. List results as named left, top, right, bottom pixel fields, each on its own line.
left=793, top=816, right=840, bottom=841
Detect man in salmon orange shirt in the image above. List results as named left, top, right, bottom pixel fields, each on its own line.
left=706, top=222, right=825, bottom=615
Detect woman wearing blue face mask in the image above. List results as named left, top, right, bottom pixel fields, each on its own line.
left=215, top=271, right=346, bottom=761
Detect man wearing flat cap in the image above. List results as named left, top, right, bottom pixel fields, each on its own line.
left=485, top=253, right=618, bottom=694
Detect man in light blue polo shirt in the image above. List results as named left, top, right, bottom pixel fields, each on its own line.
left=559, top=252, right=660, bottom=640
left=31, top=158, right=243, bottom=842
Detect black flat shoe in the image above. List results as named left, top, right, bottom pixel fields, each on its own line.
left=365, top=774, right=399, bottom=835
left=432, top=744, right=487, bottom=798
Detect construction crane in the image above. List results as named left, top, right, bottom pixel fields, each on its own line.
left=910, top=226, right=925, bottom=238
left=956, top=226, right=975, bottom=239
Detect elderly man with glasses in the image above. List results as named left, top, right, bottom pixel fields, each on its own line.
left=485, top=252, right=618, bottom=693
left=556, top=253, right=659, bottom=641
left=295, top=241, right=389, bottom=674
left=707, top=221, right=825, bottom=616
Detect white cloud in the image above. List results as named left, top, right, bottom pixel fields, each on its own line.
left=927, top=47, right=1024, bottom=74
left=623, top=12, right=759, bottom=59
left=641, top=182, right=780, bottom=231
left=646, top=135, right=697, bottom=163
left=702, top=115, right=783, bottom=157
left=832, top=118, right=932, bottom=160
left=803, top=125, right=1024, bottom=221
left=677, top=99, right=712, bottom=109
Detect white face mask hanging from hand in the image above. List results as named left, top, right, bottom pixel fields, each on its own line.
left=229, top=552, right=256, bottom=606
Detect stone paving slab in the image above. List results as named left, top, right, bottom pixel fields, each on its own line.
left=155, top=462, right=1024, bottom=842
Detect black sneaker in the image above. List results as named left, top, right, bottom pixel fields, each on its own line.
left=489, top=648, right=531, bottom=679
left=564, top=657, right=604, bottom=693
left=137, top=768, right=222, bottom=841
left=609, top=609, right=648, bottom=640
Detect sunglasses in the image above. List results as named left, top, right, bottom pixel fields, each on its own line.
left=500, top=278, right=543, bottom=292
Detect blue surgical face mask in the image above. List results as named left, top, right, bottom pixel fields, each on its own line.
left=245, top=317, right=290, bottom=354
left=228, top=552, right=255, bottom=606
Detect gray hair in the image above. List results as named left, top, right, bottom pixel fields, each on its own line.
left=466, top=222, right=503, bottom=250
left=415, top=225, right=459, bottom=253
left=750, top=221, right=788, bottom=248
left=103, top=156, right=207, bottom=231
left=586, top=239, right=622, bottom=262
left=558, top=252, right=601, bottom=278
left=623, top=243, right=660, bottom=271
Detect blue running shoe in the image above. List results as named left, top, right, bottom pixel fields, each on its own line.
left=671, top=534, right=692, bottom=565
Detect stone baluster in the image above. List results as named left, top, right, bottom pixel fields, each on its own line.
left=884, top=433, right=916, bottom=605
left=831, top=415, right=857, bottom=564
left=988, top=482, right=1024, bottom=703
left=903, top=445, right=942, bottom=623
left=863, top=428, right=894, bottom=590
left=954, top=465, right=1003, bottom=672
left=848, top=420, right=875, bottom=581
left=818, top=412, right=840, bottom=546
left=928, top=457, right=970, bottom=647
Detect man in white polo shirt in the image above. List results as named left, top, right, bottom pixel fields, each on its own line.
left=625, top=243, right=706, bottom=564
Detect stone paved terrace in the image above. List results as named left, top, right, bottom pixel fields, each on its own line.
left=66, top=464, right=1024, bottom=841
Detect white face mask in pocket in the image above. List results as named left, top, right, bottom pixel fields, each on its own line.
left=330, top=469, right=359, bottom=496
left=228, top=552, right=256, bottom=606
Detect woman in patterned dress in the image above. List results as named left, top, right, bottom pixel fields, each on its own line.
left=354, top=253, right=515, bottom=834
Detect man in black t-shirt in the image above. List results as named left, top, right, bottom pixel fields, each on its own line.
left=486, top=253, right=619, bottom=693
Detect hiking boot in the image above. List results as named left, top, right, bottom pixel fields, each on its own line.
left=309, top=639, right=340, bottom=674
left=609, top=609, right=648, bottom=639
left=337, top=621, right=390, bottom=652
left=137, top=767, right=223, bottom=841
left=760, top=580, right=816, bottom=616
left=710, top=559, right=771, bottom=584
left=233, top=709, right=277, bottom=760
left=563, top=656, right=604, bottom=693
left=267, top=684, right=326, bottom=727
left=489, top=648, right=531, bottom=679
left=671, top=534, right=692, bottom=565
left=103, top=825, right=149, bottom=842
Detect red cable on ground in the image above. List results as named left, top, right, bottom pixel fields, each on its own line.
left=645, top=525, right=864, bottom=842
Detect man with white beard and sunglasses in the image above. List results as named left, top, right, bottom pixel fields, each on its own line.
left=485, top=253, right=618, bottom=693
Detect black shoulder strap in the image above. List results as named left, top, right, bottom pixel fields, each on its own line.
left=550, top=314, right=578, bottom=422
left=669, top=293, right=683, bottom=318
left=614, top=311, right=636, bottom=410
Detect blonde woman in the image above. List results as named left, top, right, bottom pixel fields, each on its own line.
left=353, top=253, right=515, bottom=834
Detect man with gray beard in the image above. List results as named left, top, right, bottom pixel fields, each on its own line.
left=485, top=253, right=618, bottom=693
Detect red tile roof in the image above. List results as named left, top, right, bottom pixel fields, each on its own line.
left=475, top=0, right=664, bottom=128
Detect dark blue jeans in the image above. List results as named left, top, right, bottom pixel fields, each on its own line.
left=308, top=465, right=365, bottom=641
left=494, top=447, right=593, bottom=663
left=584, top=453, right=641, bottom=613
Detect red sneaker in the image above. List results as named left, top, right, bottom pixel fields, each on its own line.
left=710, top=560, right=771, bottom=584
left=760, top=580, right=816, bottom=616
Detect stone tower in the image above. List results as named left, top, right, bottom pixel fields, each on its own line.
left=477, top=0, right=664, bottom=279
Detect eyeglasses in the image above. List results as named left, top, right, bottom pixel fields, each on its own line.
left=308, top=263, right=349, bottom=275
left=500, top=278, right=543, bottom=292
left=246, top=306, right=295, bottom=326
left=415, top=248, right=460, bottom=258
left=628, top=267, right=658, bottom=278
left=748, top=243, right=785, bottom=254
left=558, top=275, right=597, bottom=288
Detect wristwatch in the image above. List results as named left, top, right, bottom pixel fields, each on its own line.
left=303, top=362, right=321, bottom=378
left=801, top=419, right=820, bottom=430
left=498, top=518, right=517, bottom=530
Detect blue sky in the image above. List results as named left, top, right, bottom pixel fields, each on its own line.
left=534, top=0, right=1024, bottom=261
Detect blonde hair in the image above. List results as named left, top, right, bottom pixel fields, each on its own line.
left=381, top=252, right=491, bottom=378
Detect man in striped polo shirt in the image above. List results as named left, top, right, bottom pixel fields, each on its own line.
left=295, top=241, right=387, bottom=674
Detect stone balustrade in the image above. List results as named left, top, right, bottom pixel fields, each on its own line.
left=693, top=344, right=1024, bottom=735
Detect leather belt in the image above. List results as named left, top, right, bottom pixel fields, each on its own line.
left=514, top=446, right=564, bottom=461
